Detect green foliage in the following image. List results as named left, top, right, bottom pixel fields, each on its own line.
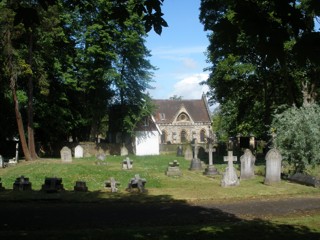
left=200, top=0, right=320, bottom=138
left=271, top=104, right=320, bottom=173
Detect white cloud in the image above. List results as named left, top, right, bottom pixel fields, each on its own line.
left=169, top=73, right=209, bottom=99
left=182, top=58, right=198, bottom=69
left=151, top=46, right=206, bottom=56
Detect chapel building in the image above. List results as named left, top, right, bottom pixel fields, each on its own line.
left=152, top=94, right=212, bottom=144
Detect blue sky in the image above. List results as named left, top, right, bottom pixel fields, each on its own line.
left=145, top=0, right=210, bottom=100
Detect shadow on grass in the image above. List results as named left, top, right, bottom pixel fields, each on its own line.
left=0, top=190, right=319, bottom=240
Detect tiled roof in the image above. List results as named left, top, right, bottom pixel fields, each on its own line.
left=152, top=97, right=211, bottom=124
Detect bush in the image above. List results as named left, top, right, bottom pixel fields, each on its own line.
left=271, top=104, right=320, bottom=174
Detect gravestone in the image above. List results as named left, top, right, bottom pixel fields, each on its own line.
left=166, top=160, right=182, bottom=177
left=288, top=173, right=320, bottom=188
left=74, top=145, right=84, bottom=158
left=60, top=146, right=72, bottom=163
left=0, top=178, right=5, bottom=191
left=240, top=149, right=256, bottom=179
left=176, top=145, right=183, bottom=157
left=184, top=145, right=193, bottom=161
left=105, top=177, right=120, bottom=192
left=41, top=177, right=64, bottom=193
left=96, top=153, right=106, bottom=161
left=264, top=148, right=282, bottom=185
left=13, top=176, right=32, bottom=191
left=0, top=155, right=3, bottom=168
left=221, top=151, right=239, bottom=187
left=126, top=174, right=147, bottom=193
left=122, top=157, right=133, bottom=170
left=189, top=140, right=202, bottom=171
left=203, top=139, right=219, bottom=176
left=74, top=181, right=88, bottom=192
left=120, top=144, right=128, bottom=156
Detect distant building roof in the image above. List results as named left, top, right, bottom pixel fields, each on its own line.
left=152, top=95, right=211, bottom=124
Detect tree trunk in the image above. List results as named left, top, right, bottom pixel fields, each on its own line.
left=27, top=31, right=38, bottom=159
left=11, top=79, right=32, bottom=161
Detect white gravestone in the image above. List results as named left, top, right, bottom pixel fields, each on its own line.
left=0, top=155, right=3, bottom=168
left=74, top=145, right=84, bottom=158
left=221, top=151, right=239, bottom=187
left=120, top=144, right=128, bottom=156
left=264, top=148, right=282, bottom=185
left=60, top=146, right=72, bottom=163
left=240, top=149, right=256, bottom=179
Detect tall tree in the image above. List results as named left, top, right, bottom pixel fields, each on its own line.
left=200, top=0, right=320, bottom=137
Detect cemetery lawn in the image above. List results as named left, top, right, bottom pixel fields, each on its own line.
left=0, top=154, right=319, bottom=240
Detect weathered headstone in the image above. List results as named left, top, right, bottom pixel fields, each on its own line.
left=184, top=145, right=193, bottom=161
left=105, top=177, right=120, bottom=192
left=126, top=174, right=147, bottom=193
left=120, top=144, right=128, bottom=156
left=74, top=145, right=84, bottom=158
left=288, top=173, right=320, bottom=188
left=264, top=148, right=282, bottom=185
left=122, top=157, right=133, bottom=170
left=176, top=145, right=183, bottom=157
left=74, top=181, right=88, bottom=192
left=166, top=160, right=182, bottom=177
left=96, top=153, right=106, bottom=161
left=60, top=146, right=72, bottom=163
left=41, top=177, right=64, bottom=193
left=189, top=140, right=202, bottom=170
left=221, top=151, right=239, bottom=187
left=240, top=149, right=256, bottom=179
left=13, top=176, right=32, bottom=191
left=0, top=178, right=5, bottom=191
left=0, top=155, right=3, bottom=168
left=203, top=139, right=219, bottom=176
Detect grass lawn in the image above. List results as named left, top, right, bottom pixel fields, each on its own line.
left=0, top=154, right=319, bottom=240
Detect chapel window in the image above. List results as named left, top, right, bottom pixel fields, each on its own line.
left=200, top=129, right=206, bottom=142
left=161, top=130, right=167, bottom=143
left=180, top=130, right=187, bottom=143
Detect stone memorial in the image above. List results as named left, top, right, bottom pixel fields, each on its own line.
left=60, top=146, right=72, bottom=163
left=176, top=145, right=183, bottom=157
left=221, top=151, right=239, bottom=187
left=203, top=138, right=219, bottom=176
left=74, top=145, right=84, bottom=158
left=166, top=160, right=182, bottom=177
left=120, top=144, right=128, bottom=156
left=13, top=176, right=32, bottom=191
left=0, top=155, right=3, bottom=168
left=126, top=174, right=147, bottom=193
left=105, top=177, right=120, bottom=192
left=74, top=181, right=88, bottom=192
left=41, top=177, right=64, bottom=193
left=184, top=145, right=193, bottom=161
left=0, top=178, right=5, bottom=191
left=288, top=173, right=320, bottom=188
left=240, top=149, right=256, bottom=179
left=96, top=153, right=107, bottom=165
left=189, top=140, right=202, bottom=171
left=122, top=157, right=133, bottom=170
left=264, top=148, right=282, bottom=185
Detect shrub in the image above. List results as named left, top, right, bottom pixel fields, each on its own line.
left=271, top=104, right=320, bottom=174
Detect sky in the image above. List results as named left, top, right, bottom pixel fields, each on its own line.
left=145, top=0, right=210, bottom=100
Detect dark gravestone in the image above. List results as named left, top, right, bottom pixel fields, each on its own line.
left=41, top=177, right=64, bottom=193
left=74, top=181, right=88, bottom=192
left=126, top=174, right=147, bottom=193
left=13, top=176, right=32, bottom=191
left=288, top=173, right=320, bottom=188
left=0, top=178, right=5, bottom=191
left=176, top=145, right=183, bottom=157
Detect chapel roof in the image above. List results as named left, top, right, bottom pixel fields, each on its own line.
left=152, top=95, right=211, bottom=124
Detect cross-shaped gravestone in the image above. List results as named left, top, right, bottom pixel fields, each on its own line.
left=191, top=139, right=199, bottom=159
left=221, top=151, right=239, bottom=187
left=224, top=151, right=237, bottom=168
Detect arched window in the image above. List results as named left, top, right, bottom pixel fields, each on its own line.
left=200, top=129, right=206, bottom=142
left=177, top=112, right=190, bottom=122
left=161, top=130, right=167, bottom=144
left=181, top=130, right=187, bottom=143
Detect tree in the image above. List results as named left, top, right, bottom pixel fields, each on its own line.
left=200, top=0, right=320, bottom=138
